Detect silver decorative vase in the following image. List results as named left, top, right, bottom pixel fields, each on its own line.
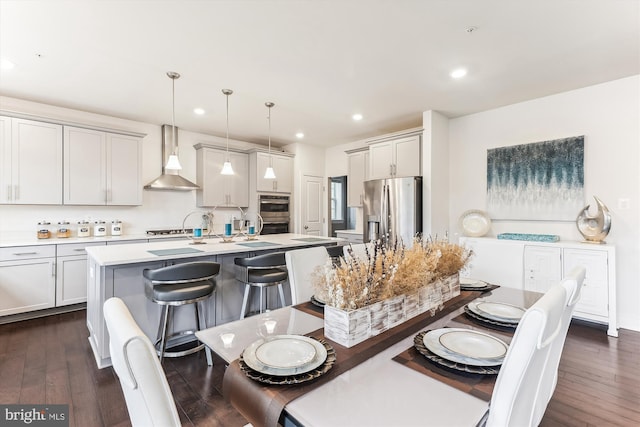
left=576, top=196, right=611, bottom=244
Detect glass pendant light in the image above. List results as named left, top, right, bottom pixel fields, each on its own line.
left=264, top=101, right=276, bottom=179
left=166, top=72, right=182, bottom=171
left=220, top=89, right=235, bottom=175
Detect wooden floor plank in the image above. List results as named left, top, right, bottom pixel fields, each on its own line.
left=0, top=310, right=638, bottom=426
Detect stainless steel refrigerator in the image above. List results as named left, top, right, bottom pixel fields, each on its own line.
left=363, top=176, right=422, bottom=246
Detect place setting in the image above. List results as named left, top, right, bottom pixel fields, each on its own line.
left=459, top=277, right=497, bottom=292
left=463, top=299, right=525, bottom=330
left=238, top=334, right=336, bottom=385
left=413, top=327, right=509, bottom=375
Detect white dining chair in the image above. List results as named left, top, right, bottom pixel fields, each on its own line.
left=104, top=297, right=181, bottom=427
left=485, top=280, right=569, bottom=427
left=342, top=242, right=375, bottom=261
left=285, top=246, right=330, bottom=304
left=538, top=266, right=586, bottom=410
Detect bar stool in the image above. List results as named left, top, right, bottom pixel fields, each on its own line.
left=143, top=261, right=220, bottom=364
left=234, top=252, right=288, bottom=319
left=326, top=244, right=346, bottom=265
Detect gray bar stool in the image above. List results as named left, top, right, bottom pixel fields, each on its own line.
left=143, top=261, right=220, bottom=364
left=234, top=252, right=288, bottom=319
left=326, top=244, right=346, bottom=265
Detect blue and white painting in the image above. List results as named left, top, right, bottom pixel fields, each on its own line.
left=487, top=136, right=584, bottom=221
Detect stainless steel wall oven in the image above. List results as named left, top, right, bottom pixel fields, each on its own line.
left=259, top=195, right=290, bottom=234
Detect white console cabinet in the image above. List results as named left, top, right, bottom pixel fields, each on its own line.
left=459, top=237, right=617, bottom=336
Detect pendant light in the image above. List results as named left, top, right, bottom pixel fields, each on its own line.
left=220, top=89, right=235, bottom=175
left=264, top=101, right=276, bottom=179
left=166, top=72, right=182, bottom=171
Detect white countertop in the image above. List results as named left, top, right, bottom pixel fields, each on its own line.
left=0, top=232, right=182, bottom=248
left=335, top=229, right=362, bottom=235
left=85, top=233, right=341, bottom=266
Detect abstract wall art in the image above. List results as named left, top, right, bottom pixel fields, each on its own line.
left=487, top=136, right=584, bottom=221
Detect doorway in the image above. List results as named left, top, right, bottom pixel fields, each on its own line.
left=328, top=176, right=355, bottom=237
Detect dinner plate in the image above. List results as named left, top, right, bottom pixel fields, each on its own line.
left=242, top=335, right=327, bottom=376
left=239, top=339, right=337, bottom=385
left=423, top=328, right=508, bottom=366
left=459, top=210, right=492, bottom=237
left=310, top=295, right=326, bottom=307
left=459, top=277, right=488, bottom=288
left=468, top=301, right=525, bottom=323
left=413, top=332, right=501, bottom=375
left=464, top=306, right=518, bottom=329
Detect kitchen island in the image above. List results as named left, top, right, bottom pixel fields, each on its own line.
left=85, top=233, right=339, bottom=368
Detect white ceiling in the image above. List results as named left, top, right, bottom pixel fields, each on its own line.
left=1, top=0, right=638, bottom=148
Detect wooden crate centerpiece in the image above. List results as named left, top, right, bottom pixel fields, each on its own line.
left=316, top=237, right=470, bottom=348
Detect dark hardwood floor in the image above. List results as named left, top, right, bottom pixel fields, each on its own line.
left=0, top=310, right=638, bottom=426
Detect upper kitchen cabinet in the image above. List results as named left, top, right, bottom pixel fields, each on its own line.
left=251, top=151, right=294, bottom=193
left=195, top=144, right=249, bottom=207
left=346, top=148, right=368, bottom=207
left=368, top=134, right=421, bottom=180
left=0, top=116, right=63, bottom=205
left=63, top=126, right=142, bottom=205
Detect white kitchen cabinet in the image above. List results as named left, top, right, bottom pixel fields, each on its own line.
left=56, top=241, right=106, bottom=306
left=0, top=116, right=63, bottom=204
left=0, top=245, right=56, bottom=316
left=459, top=237, right=617, bottom=336
left=195, top=144, right=249, bottom=207
left=346, top=149, right=368, bottom=207
left=252, top=151, right=294, bottom=193
left=368, top=134, right=421, bottom=180
left=63, top=126, right=142, bottom=206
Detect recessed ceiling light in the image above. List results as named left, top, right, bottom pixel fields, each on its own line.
left=193, top=108, right=205, bottom=115
left=450, top=68, right=467, bottom=79
left=1, top=58, right=15, bottom=70
left=295, top=132, right=304, bottom=139
left=352, top=113, right=363, bottom=121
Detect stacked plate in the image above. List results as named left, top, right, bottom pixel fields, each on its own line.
left=417, top=328, right=509, bottom=374
left=465, top=300, right=526, bottom=328
left=460, top=277, right=492, bottom=291
left=243, top=334, right=327, bottom=376
left=310, top=294, right=326, bottom=307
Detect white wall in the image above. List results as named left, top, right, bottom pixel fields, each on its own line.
left=447, top=75, right=640, bottom=331
left=422, top=110, right=450, bottom=238
left=0, top=96, right=266, bottom=238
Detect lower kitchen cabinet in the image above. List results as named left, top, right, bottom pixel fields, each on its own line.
left=56, top=241, right=106, bottom=306
left=0, top=245, right=56, bottom=316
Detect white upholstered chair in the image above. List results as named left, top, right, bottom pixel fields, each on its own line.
left=486, top=277, right=574, bottom=427
left=104, top=297, right=181, bottom=427
left=538, top=266, right=586, bottom=409
left=342, top=242, right=374, bottom=261
left=285, top=246, right=330, bottom=304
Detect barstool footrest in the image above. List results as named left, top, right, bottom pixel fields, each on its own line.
left=154, top=330, right=204, bottom=358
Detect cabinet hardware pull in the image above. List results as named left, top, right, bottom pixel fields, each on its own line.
left=13, top=252, right=38, bottom=256
left=52, top=262, right=56, bottom=276
left=7, top=185, right=11, bottom=201
left=73, top=248, right=86, bottom=252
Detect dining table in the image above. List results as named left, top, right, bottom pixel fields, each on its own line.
left=195, top=285, right=541, bottom=427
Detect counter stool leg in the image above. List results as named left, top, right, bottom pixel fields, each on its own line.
left=195, top=302, right=213, bottom=367
left=158, top=305, right=172, bottom=364
left=240, top=284, right=250, bottom=319
left=259, top=286, right=265, bottom=314
left=277, top=283, right=286, bottom=308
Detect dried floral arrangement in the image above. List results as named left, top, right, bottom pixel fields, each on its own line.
left=313, top=236, right=472, bottom=310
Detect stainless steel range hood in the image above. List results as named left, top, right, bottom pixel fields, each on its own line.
left=144, top=124, right=200, bottom=191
